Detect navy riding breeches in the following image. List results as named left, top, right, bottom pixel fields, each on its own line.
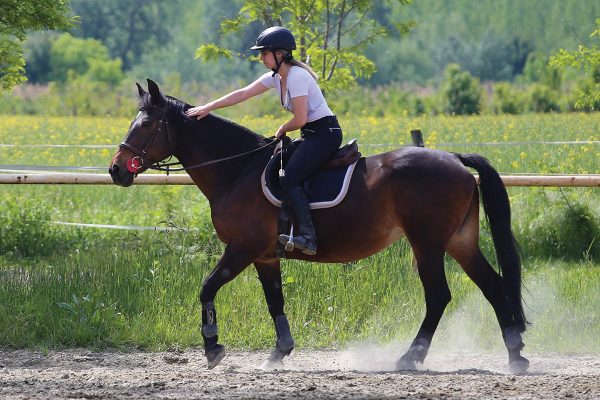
left=280, top=115, right=343, bottom=195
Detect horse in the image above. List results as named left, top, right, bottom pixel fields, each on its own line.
left=109, top=79, right=529, bottom=373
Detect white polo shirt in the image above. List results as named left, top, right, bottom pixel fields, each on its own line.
left=258, top=66, right=333, bottom=122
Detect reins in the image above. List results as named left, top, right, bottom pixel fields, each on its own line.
left=147, top=138, right=278, bottom=174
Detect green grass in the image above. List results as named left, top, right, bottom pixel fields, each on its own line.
left=0, top=113, right=599, bottom=352
left=1, top=231, right=598, bottom=352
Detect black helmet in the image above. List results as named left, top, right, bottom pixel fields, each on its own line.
left=250, top=26, right=296, bottom=51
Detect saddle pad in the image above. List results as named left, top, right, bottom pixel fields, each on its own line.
left=261, top=160, right=358, bottom=209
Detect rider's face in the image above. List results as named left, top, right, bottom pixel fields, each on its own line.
left=259, top=50, right=276, bottom=69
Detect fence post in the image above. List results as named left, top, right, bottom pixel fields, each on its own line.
left=411, top=129, right=424, bottom=147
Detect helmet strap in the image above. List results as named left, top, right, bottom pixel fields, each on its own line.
left=271, top=50, right=285, bottom=77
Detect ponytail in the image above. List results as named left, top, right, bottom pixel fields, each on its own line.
left=291, top=59, right=319, bottom=81
left=279, top=50, right=319, bottom=81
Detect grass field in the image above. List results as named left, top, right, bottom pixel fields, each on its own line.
left=0, top=113, right=599, bottom=352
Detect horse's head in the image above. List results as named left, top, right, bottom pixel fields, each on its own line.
left=109, top=79, right=179, bottom=187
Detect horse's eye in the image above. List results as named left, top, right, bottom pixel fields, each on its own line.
left=141, top=119, right=152, bottom=128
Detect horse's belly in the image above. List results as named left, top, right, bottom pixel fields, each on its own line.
left=314, top=220, right=405, bottom=263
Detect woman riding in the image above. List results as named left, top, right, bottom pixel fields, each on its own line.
left=185, top=26, right=343, bottom=256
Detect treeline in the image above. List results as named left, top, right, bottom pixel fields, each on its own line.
left=1, top=0, right=599, bottom=116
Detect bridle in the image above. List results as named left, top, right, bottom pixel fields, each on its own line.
left=119, top=106, right=173, bottom=174
left=119, top=102, right=278, bottom=175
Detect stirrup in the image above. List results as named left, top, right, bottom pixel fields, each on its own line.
left=277, top=234, right=317, bottom=255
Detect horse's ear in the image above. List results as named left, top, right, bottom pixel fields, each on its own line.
left=147, top=79, right=160, bottom=97
left=147, top=78, right=166, bottom=107
left=136, top=82, right=146, bottom=98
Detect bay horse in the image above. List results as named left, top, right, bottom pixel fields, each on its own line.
left=109, top=80, right=529, bottom=373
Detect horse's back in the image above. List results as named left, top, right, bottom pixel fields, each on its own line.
left=363, top=147, right=476, bottom=243
left=368, top=146, right=471, bottom=178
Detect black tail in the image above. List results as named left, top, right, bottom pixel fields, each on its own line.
left=456, top=153, right=527, bottom=332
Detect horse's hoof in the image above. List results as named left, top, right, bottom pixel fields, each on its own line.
left=260, top=358, right=284, bottom=370
left=396, top=356, right=417, bottom=371
left=509, top=356, right=529, bottom=374
left=206, top=344, right=226, bottom=369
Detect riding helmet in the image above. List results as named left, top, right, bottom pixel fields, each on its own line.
left=250, top=26, right=296, bottom=51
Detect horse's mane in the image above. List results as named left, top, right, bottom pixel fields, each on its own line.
left=139, top=94, right=270, bottom=149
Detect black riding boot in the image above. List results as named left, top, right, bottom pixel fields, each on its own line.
left=278, top=187, right=317, bottom=255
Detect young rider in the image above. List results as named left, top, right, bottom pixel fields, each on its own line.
left=185, top=26, right=343, bottom=255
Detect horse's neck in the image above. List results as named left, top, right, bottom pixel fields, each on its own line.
left=174, top=115, right=266, bottom=201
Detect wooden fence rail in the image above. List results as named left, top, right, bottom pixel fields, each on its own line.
left=1, top=172, right=599, bottom=187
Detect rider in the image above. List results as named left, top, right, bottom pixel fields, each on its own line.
left=185, top=26, right=343, bottom=255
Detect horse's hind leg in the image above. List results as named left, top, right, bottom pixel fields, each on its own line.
left=447, top=195, right=529, bottom=373
left=397, top=247, right=449, bottom=370
left=254, top=260, right=295, bottom=369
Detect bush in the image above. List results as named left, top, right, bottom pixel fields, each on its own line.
left=48, top=33, right=123, bottom=85
left=441, top=64, right=483, bottom=115
left=0, top=199, right=63, bottom=257
left=525, top=197, right=600, bottom=261
left=572, top=78, right=600, bottom=111
left=527, top=84, right=560, bottom=113
left=491, top=82, right=526, bottom=114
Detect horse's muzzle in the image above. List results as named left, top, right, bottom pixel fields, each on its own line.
left=109, top=162, right=134, bottom=187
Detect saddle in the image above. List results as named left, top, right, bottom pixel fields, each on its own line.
left=261, top=138, right=361, bottom=209
left=262, top=138, right=362, bottom=258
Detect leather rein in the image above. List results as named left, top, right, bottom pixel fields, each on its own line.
left=119, top=106, right=278, bottom=175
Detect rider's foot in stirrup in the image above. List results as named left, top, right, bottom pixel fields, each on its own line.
left=278, top=234, right=317, bottom=255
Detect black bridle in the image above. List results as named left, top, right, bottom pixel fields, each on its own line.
left=119, top=102, right=278, bottom=175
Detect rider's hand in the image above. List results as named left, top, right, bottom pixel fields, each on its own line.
left=185, top=104, right=212, bottom=120
left=275, top=125, right=287, bottom=139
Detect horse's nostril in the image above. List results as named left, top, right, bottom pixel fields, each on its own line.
left=109, top=164, right=121, bottom=182
left=110, top=164, right=119, bottom=176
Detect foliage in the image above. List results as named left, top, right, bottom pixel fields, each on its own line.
left=0, top=0, right=74, bottom=91
left=520, top=52, right=563, bottom=89
left=195, top=0, right=413, bottom=92
left=550, top=18, right=600, bottom=110
left=441, top=64, right=482, bottom=115
left=527, top=84, right=560, bottom=113
left=1, top=78, right=596, bottom=117
left=69, top=0, right=175, bottom=70
left=523, top=193, right=600, bottom=261
left=490, top=82, right=526, bottom=114
left=368, top=0, right=600, bottom=85
left=48, top=33, right=123, bottom=85
left=0, top=198, right=64, bottom=257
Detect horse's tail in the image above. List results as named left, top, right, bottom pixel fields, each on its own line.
left=455, top=153, right=527, bottom=332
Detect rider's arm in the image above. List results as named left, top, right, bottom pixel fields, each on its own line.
left=210, top=78, right=270, bottom=109
left=185, top=78, right=270, bottom=119
left=275, top=95, right=308, bottom=138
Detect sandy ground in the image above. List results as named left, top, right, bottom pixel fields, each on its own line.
left=1, top=347, right=599, bottom=399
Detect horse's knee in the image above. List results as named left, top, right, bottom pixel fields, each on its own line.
left=200, top=278, right=217, bottom=304
left=427, top=287, right=451, bottom=310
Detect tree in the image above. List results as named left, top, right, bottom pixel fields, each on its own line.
left=195, top=0, right=413, bottom=91
left=550, top=18, right=600, bottom=110
left=69, top=0, right=175, bottom=70
left=48, top=33, right=123, bottom=85
left=0, top=0, right=74, bottom=91
left=441, top=64, right=483, bottom=115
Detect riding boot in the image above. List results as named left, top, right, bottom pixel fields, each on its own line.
left=278, top=186, right=317, bottom=255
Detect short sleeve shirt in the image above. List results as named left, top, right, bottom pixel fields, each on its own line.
left=258, top=66, right=333, bottom=122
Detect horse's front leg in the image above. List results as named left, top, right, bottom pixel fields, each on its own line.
left=199, top=243, right=256, bottom=369
left=255, top=260, right=295, bottom=369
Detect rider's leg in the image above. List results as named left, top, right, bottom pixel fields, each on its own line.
left=278, top=121, right=342, bottom=254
